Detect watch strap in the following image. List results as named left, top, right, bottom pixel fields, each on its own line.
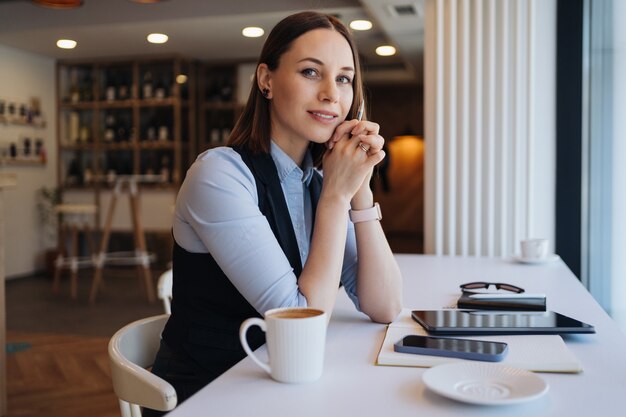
left=349, top=202, right=382, bottom=223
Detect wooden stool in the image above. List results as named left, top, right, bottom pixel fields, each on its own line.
left=90, top=176, right=156, bottom=303
left=52, top=204, right=97, bottom=299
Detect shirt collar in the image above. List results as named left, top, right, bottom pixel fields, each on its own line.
left=270, top=141, right=315, bottom=186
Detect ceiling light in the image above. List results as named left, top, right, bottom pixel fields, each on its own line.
left=242, top=27, right=264, bottom=38
left=375, top=45, right=397, bottom=56
left=176, top=74, right=188, bottom=84
left=32, top=0, right=83, bottom=9
left=147, top=33, right=168, bottom=44
left=56, top=39, right=77, bottom=49
left=349, top=20, right=373, bottom=31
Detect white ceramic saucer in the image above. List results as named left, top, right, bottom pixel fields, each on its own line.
left=511, top=254, right=560, bottom=265
left=422, top=362, right=549, bottom=405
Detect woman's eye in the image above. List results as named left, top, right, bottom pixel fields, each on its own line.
left=337, top=75, right=352, bottom=84
left=301, top=68, right=318, bottom=77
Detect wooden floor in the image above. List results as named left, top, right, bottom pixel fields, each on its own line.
left=5, top=269, right=167, bottom=417
left=6, top=331, right=119, bottom=417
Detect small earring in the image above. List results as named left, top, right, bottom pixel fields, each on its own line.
left=262, top=88, right=270, bottom=98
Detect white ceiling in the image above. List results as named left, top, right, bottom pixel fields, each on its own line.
left=0, top=0, right=424, bottom=84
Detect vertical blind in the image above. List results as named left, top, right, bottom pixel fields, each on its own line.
left=425, top=0, right=539, bottom=257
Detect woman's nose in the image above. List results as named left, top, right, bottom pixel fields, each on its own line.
left=318, top=78, right=339, bottom=103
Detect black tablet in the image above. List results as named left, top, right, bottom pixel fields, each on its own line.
left=411, top=310, right=595, bottom=335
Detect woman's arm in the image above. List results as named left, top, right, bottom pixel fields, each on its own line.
left=297, top=128, right=387, bottom=318
left=350, top=185, right=403, bottom=324
left=329, top=120, right=403, bottom=324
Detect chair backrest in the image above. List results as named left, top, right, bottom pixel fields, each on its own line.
left=157, top=269, right=173, bottom=314
left=108, top=314, right=177, bottom=417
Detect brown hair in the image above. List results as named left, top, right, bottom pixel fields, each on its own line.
left=227, top=11, right=365, bottom=167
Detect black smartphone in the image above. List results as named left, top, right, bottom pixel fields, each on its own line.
left=394, top=335, right=508, bottom=362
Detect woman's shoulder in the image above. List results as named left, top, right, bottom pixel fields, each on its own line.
left=185, top=146, right=256, bottom=195
left=191, top=146, right=249, bottom=176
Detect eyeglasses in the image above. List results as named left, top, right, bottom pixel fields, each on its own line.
left=460, top=281, right=525, bottom=293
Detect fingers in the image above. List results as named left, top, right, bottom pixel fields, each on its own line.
left=327, top=119, right=380, bottom=149
left=352, top=133, right=384, bottom=155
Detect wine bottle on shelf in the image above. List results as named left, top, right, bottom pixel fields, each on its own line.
left=158, top=124, right=169, bottom=142
left=69, top=68, right=80, bottom=103
left=144, top=152, right=155, bottom=176
left=160, top=155, right=171, bottom=183
left=69, top=111, right=80, bottom=143
left=221, top=125, right=231, bottom=143
left=118, top=73, right=130, bottom=101
left=96, top=156, right=105, bottom=181
left=23, top=137, right=31, bottom=156
left=34, top=139, right=43, bottom=157
left=142, top=71, right=154, bottom=99
left=155, top=76, right=167, bottom=99
left=104, top=113, right=116, bottom=143
left=207, top=78, right=220, bottom=102
left=116, top=117, right=129, bottom=142
left=16, top=103, right=26, bottom=124
left=84, top=166, right=93, bottom=185
left=210, top=114, right=221, bottom=144
left=80, top=71, right=93, bottom=102
left=67, top=157, right=83, bottom=185
left=146, top=116, right=157, bottom=141
left=37, top=140, right=47, bottom=164
left=106, top=73, right=117, bottom=101
left=79, top=124, right=91, bottom=143
left=7, top=102, right=17, bottom=123
left=105, top=154, right=117, bottom=184
left=220, top=76, right=234, bottom=102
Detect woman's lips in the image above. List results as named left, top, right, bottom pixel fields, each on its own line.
left=308, top=110, right=338, bottom=123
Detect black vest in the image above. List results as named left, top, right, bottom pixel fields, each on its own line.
left=161, top=146, right=322, bottom=379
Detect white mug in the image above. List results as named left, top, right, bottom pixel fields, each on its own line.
left=239, top=307, right=327, bottom=383
left=520, top=238, right=549, bottom=259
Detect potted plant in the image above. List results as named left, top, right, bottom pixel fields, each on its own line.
left=36, top=186, right=62, bottom=277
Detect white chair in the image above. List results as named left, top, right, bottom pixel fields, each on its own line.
left=157, top=269, right=173, bottom=314
left=109, top=314, right=177, bottom=417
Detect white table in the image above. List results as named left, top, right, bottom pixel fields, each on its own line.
left=166, top=254, right=626, bottom=416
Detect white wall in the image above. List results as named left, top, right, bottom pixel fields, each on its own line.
left=0, top=44, right=57, bottom=278
left=424, top=0, right=556, bottom=257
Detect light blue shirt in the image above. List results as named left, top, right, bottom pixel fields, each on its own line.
left=172, top=143, right=360, bottom=315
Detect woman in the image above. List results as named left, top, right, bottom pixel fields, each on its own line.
left=145, top=11, right=402, bottom=415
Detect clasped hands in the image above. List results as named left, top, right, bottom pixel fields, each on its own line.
left=322, top=118, right=386, bottom=204
left=326, top=118, right=385, bottom=157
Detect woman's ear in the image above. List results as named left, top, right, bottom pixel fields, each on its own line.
left=257, top=63, right=272, bottom=98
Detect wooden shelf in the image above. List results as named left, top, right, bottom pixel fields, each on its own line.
left=56, top=55, right=197, bottom=229
left=0, top=158, right=45, bottom=166
left=0, top=117, right=47, bottom=129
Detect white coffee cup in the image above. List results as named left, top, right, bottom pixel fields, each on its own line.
left=520, top=238, right=549, bottom=260
left=239, top=307, right=327, bottom=383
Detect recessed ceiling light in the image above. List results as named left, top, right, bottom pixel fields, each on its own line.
left=147, top=33, right=168, bottom=44
left=32, top=0, right=83, bottom=9
left=375, top=45, right=397, bottom=56
left=349, top=20, right=373, bottom=31
left=56, top=39, right=77, bottom=49
left=242, top=27, right=264, bottom=38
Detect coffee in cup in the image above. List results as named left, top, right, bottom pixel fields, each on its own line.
left=239, top=307, right=327, bottom=383
left=520, top=238, right=549, bottom=260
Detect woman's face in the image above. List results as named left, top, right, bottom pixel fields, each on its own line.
left=264, top=28, right=355, bottom=149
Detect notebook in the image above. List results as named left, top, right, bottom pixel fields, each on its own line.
left=456, top=291, right=547, bottom=311
left=376, top=308, right=583, bottom=373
